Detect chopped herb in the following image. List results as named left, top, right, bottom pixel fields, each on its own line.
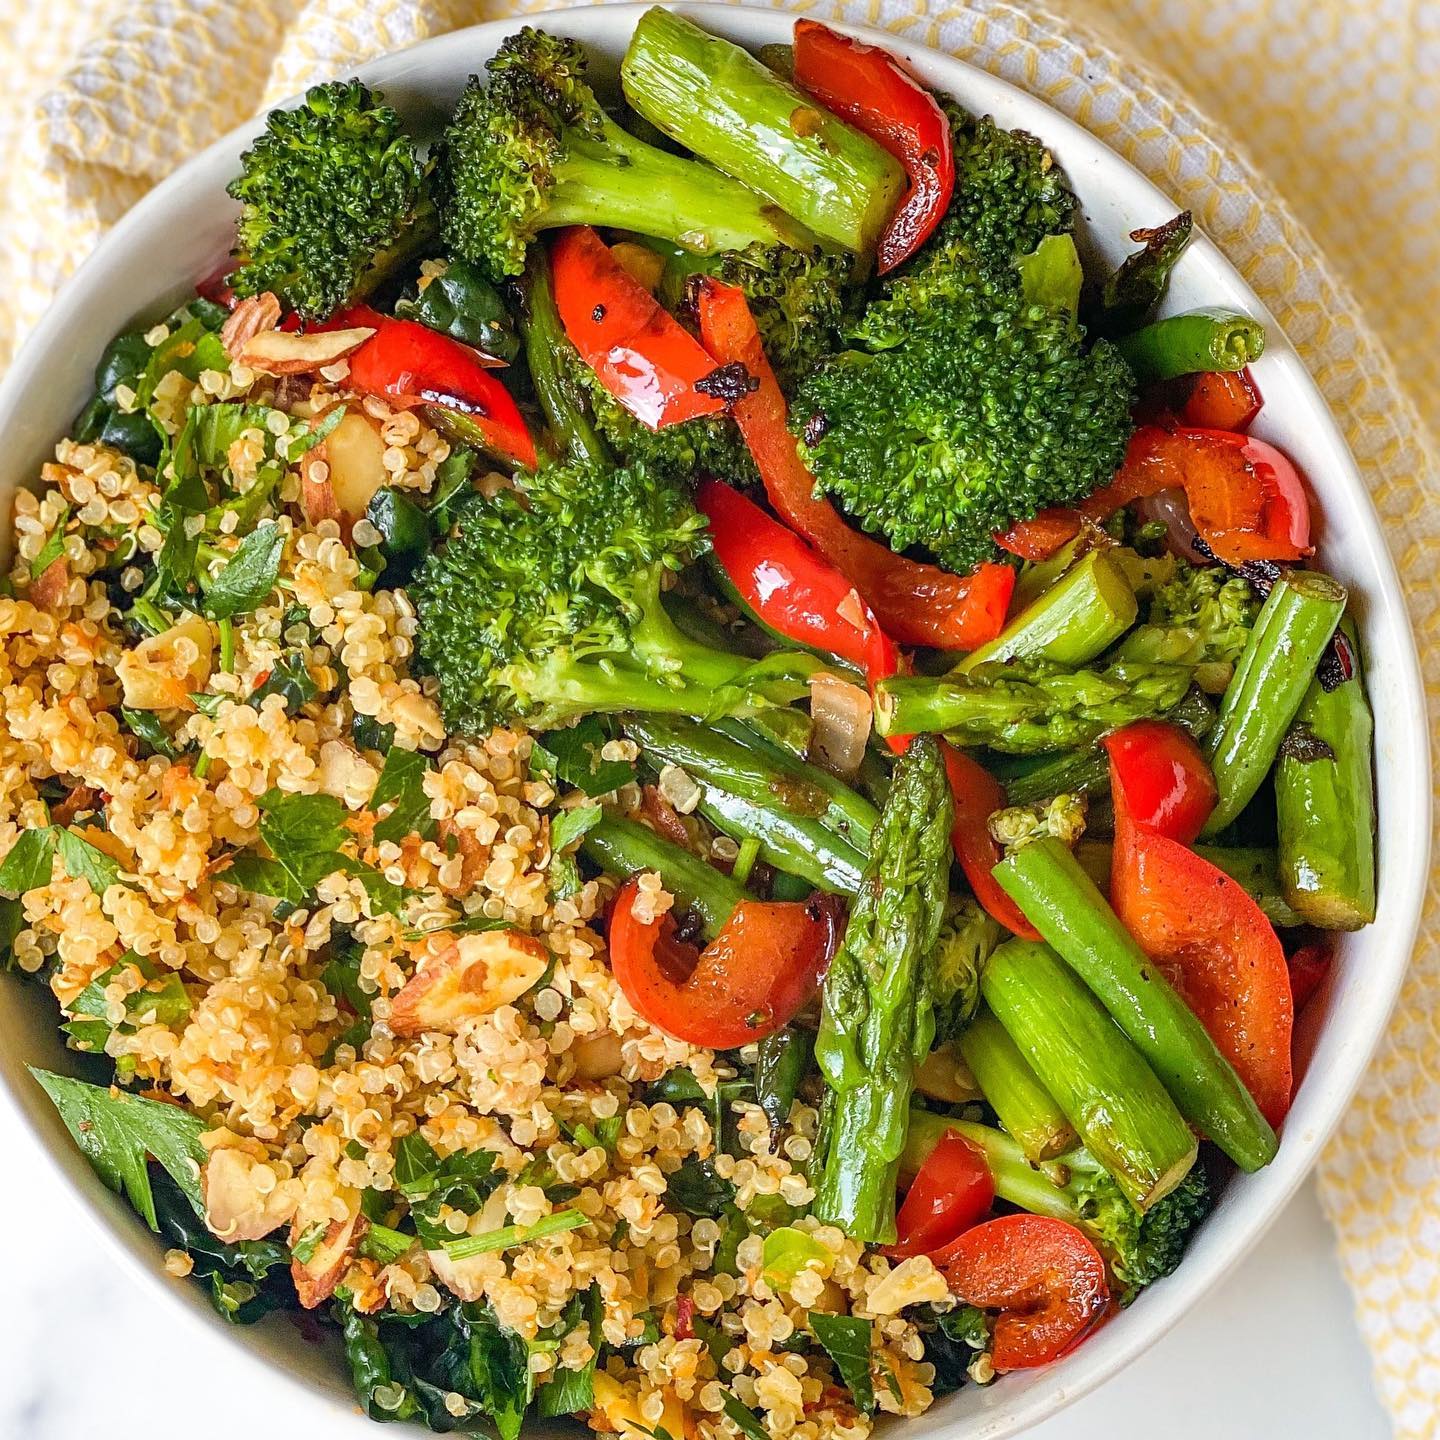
left=30, top=506, right=71, bottom=579
left=359, top=1222, right=415, bottom=1265
left=665, top=1157, right=736, bottom=1218
left=721, top=1393, right=769, bottom=1440
left=809, top=1312, right=875, bottom=1414
left=536, top=1286, right=603, bottom=1417
left=530, top=717, right=634, bottom=795
left=201, top=522, right=286, bottom=619
left=370, top=748, right=436, bottom=845
left=250, top=652, right=319, bottom=712
left=443, top=1208, right=587, bottom=1260
left=291, top=1222, right=327, bottom=1264
left=120, top=707, right=182, bottom=760
left=30, top=1067, right=207, bottom=1230
left=0, top=827, right=58, bottom=894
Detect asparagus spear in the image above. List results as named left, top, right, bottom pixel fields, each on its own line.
left=873, top=661, right=1193, bottom=752
left=957, top=551, right=1138, bottom=673
left=1202, top=569, right=1347, bottom=835
left=1274, top=621, right=1377, bottom=928
left=1115, top=306, right=1266, bottom=381
left=997, top=688, right=1216, bottom=806
left=581, top=814, right=742, bottom=941
left=980, top=939, right=1197, bottom=1210
left=994, top=837, right=1278, bottom=1170
left=621, top=8, right=905, bottom=255
left=957, top=1007, right=1077, bottom=1162
left=1073, top=839, right=1307, bottom=929
left=901, top=1111, right=1079, bottom=1218
left=813, top=737, right=954, bottom=1242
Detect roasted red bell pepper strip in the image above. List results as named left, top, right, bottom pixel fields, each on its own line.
left=335, top=305, right=536, bottom=469
left=694, top=278, right=1014, bottom=650
left=933, top=1215, right=1110, bottom=1371
left=1287, top=941, right=1332, bottom=1014
left=941, top=745, right=1039, bottom=939
left=1182, top=368, right=1263, bottom=431
left=698, top=478, right=898, bottom=687
left=1107, top=743, right=1294, bottom=1127
left=607, top=876, right=841, bottom=1049
left=550, top=225, right=728, bottom=430
left=1082, top=424, right=1309, bottom=566
left=792, top=20, right=955, bottom=273
left=993, top=508, right=1084, bottom=562
left=886, top=1130, right=994, bottom=1258
left=1100, top=721, right=1217, bottom=846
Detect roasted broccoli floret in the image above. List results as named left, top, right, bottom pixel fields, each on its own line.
left=409, top=458, right=820, bottom=733
left=437, top=29, right=810, bottom=281
left=1115, top=564, right=1261, bottom=692
left=228, top=81, right=436, bottom=320
left=988, top=793, right=1088, bottom=855
left=927, top=896, right=1004, bottom=1047
left=794, top=105, right=1134, bottom=574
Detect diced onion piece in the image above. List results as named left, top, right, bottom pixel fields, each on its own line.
left=1137, top=488, right=1207, bottom=563
left=809, top=673, right=872, bottom=776
left=657, top=763, right=702, bottom=816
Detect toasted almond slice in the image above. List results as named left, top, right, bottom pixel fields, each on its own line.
left=221, top=292, right=282, bottom=360
left=291, top=1206, right=366, bottom=1309
left=203, top=1146, right=297, bottom=1242
left=115, top=612, right=214, bottom=711
left=391, top=929, right=550, bottom=1036
left=238, top=326, right=374, bottom=375
left=29, top=556, right=70, bottom=612
left=308, top=407, right=388, bottom=519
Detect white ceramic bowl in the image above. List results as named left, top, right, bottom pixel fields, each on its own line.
left=0, top=5, right=1428, bottom=1436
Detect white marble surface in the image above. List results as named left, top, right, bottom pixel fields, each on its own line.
left=0, top=1101, right=1391, bottom=1440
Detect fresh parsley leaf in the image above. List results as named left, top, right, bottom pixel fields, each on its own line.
left=394, top=1132, right=442, bottom=1199
left=30, top=506, right=71, bottom=579
left=202, top=522, right=285, bottom=619
left=370, top=749, right=435, bottom=845
left=249, top=652, right=319, bottom=712
left=427, top=450, right=477, bottom=534
left=722, top=1394, right=769, bottom=1440
left=536, top=1286, right=603, bottom=1417
left=55, top=827, right=124, bottom=894
left=0, top=897, right=23, bottom=968
left=530, top=717, right=634, bottom=795
left=291, top=1221, right=327, bottom=1265
left=153, top=514, right=200, bottom=595
left=259, top=790, right=349, bottom=859
left=0, top=827, right=57, bottom=893
left=809, top=1312, right=876, bottom=1414
left=30, top=1068, right=206, bottom=1230
left=120, top=707, right=182, bottom=760
left=281, top=401, right=344, bottom=461
left=551, top=803, right=601, bottom=853
left=224, top=853, right=304, bottom=903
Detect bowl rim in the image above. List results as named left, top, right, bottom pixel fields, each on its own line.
left=0, top=5, right=1428, bottom=1437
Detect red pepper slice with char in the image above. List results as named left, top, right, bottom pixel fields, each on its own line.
left=933, top=1215, right=1110, bottom=1371
left=607, top=877, right=842, bottom=1050
left=1287, top=942, right=1332, bottom=1014
left=1082, top=423, right=1310, bottom=566
left=792, top=21, right=955, bottom=273
left=1100, top=720, right=1217, bottom=845
left=335, top=305, right=536, bottom=469
left=886, top=1131, right=994, bottom=1258
left=698, top=478, right=898, bottom=688
left=550, top=225, right=728, bottom=431
left=941, top=745, right=1039, bottom=939
left=693, top=278, right=1014, bottom=651
left=993, top=508, right=1084, bottom=563
left=1106, top=735, right=1294, bottom=1127
left=1181, top=368, right=1263, bottom=431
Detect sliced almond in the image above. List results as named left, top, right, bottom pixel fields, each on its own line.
left=203, top=1146, right=297, bottom=1242
left=238, top=326, right=374, bottom=376
left=390, top=928, right=549, bottom=1037
left=115, top=612, right=214, bottom=711
left=29, top=556, right=70, bottom=612
left=306, top=408, right=388, bottom=519
left=221, top=292, right=282, bottom=360
left=291, top=1204, right=365, bottom=1309
left=571, top=1030, right=623, bottom=1081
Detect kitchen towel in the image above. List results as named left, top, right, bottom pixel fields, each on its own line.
left=0, top=0, right=1436, bottom=1432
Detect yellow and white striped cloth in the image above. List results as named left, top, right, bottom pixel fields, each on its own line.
left=0, top=0, right=1436, bottom=1431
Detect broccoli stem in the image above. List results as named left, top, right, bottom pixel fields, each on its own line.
left=1115, top=306, right=1266, bottom=381
left=979, top=938, right=1197, bottom=1211
left=994, top=837, right=1278, bottom=1171
left=1275, top=621, right=1377, bottom=929
left=1073, top=839, right=1307, bottom=929
left=626, top=715, right=876, bottom=895
left=1202, top=569, right=1347, bottom=836
left=521, top=249, right=608, bottom=465
left=813, top=738, right=954, bottom=1242
left=957, top=1007, right=1077, bottom=1162
left=548, top=117, right=818, bottom=255
left=621, top=8, right=906, bottom=256
left=956, top=551, right=1138, bottom=673
left=873, top=662, right=1193, bottom=753
left=580, top=814, right=743, bottom=942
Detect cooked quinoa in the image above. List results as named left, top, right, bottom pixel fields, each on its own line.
left=1, top=314, right=947, bottom=1438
